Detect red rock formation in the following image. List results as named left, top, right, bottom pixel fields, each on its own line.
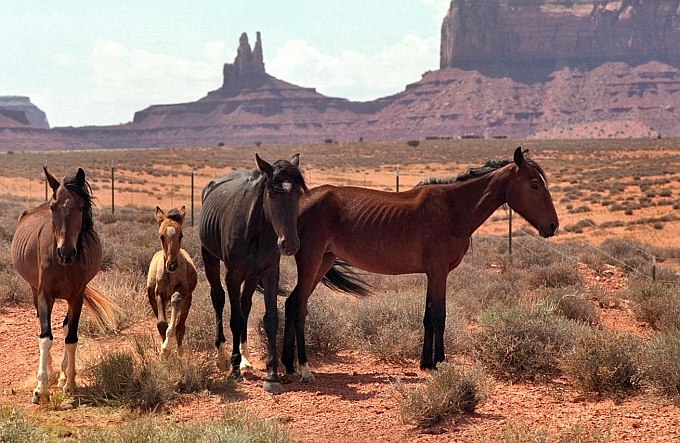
left=441, top=0, right=680, bottom=73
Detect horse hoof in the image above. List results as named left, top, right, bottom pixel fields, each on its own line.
left=263, top=381, right=284, bottom=394
left=216, top=358, right=228, bottom=372
left=280, top=373, right=294, bottom=384
left=239, top=357, right=253, bottom=373
left=31, top=391, right=42, bottom=405
left=301, top=374, right=315, bottom=383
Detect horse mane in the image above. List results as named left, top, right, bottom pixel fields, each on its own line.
left=416, top=157, right=548, bottom=187
left=62, top=170, right=95, bottom=232
left=270, top=159, right=309, bottom=193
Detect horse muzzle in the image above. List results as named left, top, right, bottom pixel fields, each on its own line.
left=57, top=246, right=77, bottom=264
left=166, top=260, right=179, bottom=273
left=540, top=221, right=559, bottom=238
left=277, top=236, right=300, bottom=256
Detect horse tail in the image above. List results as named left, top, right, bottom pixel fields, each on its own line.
left=322, top=260, right=371, bottom=297
left=83, top=285, right=120, bottom=330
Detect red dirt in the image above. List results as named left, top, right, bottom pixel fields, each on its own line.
left=2, top=264, right=679, bottom=442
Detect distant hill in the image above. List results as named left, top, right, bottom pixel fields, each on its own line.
left=1, top=1, right=680, bottom=150
left=0, top=96, right=49, bottom=129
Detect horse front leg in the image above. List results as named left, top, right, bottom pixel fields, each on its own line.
left=238, top=277, right=258, bottom=372
left=260, top=268, right=283, bottom=393
left=174, top=292, right=192, bottom=356
left=33, top=294, right=54, bottom=404
left=161, top=291, right=181, bottom=356
left=421, top=272, right=447, bottom=370
left=60, top=298, right=83, bottom=397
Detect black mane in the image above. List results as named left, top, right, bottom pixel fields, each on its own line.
left=416, top=157, right=547, bottom=187
left=63, top=171, right=95, bottom=232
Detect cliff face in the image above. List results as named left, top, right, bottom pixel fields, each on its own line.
left=0, top=96, right=49, bottom=128
left=441, top=0, right=680, bottom=72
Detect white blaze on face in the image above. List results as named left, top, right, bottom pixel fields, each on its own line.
left=282, top=181, right=292, bottom=192
left=166, top=226, right=176, bottom=238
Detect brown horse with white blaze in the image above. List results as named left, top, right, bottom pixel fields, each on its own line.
left=146, top=206, right=197, bottom=355
left=282, top=147, right=559, bottom=381
left=11, top=167, right=118, bottom=404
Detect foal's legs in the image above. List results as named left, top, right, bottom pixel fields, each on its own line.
left=161, top=291, right=181, bottom=356
left=174, top=293, right=192, bottom=355
left=239, top=277, right=258, bottom=371
left=202, top=247, right=228, bottom=371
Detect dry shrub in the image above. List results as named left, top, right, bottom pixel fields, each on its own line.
left=539, top=286, right=599, bottom=325
left=528, top=261, right=584, bottom=289
left=561, top=329, right=644, bottom=395
left=645, top=330, right=680, bottom=399
left=479, top=418, right=612, bottom=443
left=599, top=238, right=652, bottom=275
left=394, top=363, right=489, bottom=428
left=473, top=303, right=582, bottom=381
left=629, top=280, right=680, bottom=331
left=83, top=335, right=214, bottom=409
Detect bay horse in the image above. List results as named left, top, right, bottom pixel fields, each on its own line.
left=146, top=206, right=197, bottom=356
left=199, top=153, right=307, bottom=393
left=11, top=167, right=118, bottom=404
left=282, top=147, right=559, bottom=381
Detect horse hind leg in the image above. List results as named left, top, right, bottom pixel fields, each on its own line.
left=239, top=278, right=258, bottom=372
left=60, top=300, right=83, bottom=396
left=57, top=315, right=69, bottom=389
left=202, top=247, right=228, bottom=371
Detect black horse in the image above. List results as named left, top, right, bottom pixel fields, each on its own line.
left=199, top=153, right=307, bottom=393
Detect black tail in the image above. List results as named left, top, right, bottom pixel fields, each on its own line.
left=321, top=260, right=371, bottom=297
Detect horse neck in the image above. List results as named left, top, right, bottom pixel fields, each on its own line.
left=244, top=181, right=275, bottom=241
left=444, top=167, right=510, bottom=236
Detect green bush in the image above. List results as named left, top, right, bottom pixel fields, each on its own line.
left=561, top=329, right=644, bottom=394
left=394, top=363, right=489, bottom=427
left=473, top=303, right=582, bottom=381
left=539, top=286, right=599, bottom=325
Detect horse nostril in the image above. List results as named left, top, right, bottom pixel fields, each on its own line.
left=550, top=222, right=558, bottom=233
left=167, top=261, right=178, bottom=272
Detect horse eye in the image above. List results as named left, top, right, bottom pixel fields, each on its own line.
left=531, top=181, right=539, bottom=190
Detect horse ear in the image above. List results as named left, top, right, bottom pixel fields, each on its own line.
left=255, top=153, right=273, bottom=178
left=513, top=147, right=524, bottom=166
left=178, top=205, right=186, bottom=220
left=291, top=153, right=300, bottom=167
left=43, top=167, right=60, bottom=192
left=155, top=206, right=165, bottom=224
left=75, top=168, right=86, bottom=186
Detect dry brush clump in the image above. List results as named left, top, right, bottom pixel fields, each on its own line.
left=82, top=335, right=214, bottom=410
left=561, top=329, right=644, bottom=395
left=394, top=363, right=490, bottom=428
left=644, top=330, right=680, bottom=400
left=472, top=302, right=583, bottom=382
left=628, top=280, right=680, bottom=331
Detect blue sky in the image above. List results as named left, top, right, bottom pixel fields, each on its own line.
left=0, top=1, right=450, bottom=127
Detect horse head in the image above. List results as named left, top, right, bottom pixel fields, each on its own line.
left=45, top=167, right=92, bottom=265
left=256, top=153, right=308, bottom=256
left=504, top=147, right=559, bottom=238
left=155, top=206, right=186, bottom=273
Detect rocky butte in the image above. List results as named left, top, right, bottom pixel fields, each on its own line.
left=2, top=0, right=680, bottom=149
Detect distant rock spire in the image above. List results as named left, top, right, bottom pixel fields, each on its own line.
left=221, top=32, right=267, bottom=96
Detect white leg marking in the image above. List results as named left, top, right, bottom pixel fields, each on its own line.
left=239, top=341, right=253, bottom=372
left=34, top=337, right=53, bottom=403
left=300, top=362, right=315, bottom=383
left=62, top=343, right=77, bottom=395
left=216, top=342, right=229, bottom=372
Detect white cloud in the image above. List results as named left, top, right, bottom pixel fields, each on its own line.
left=268, top=34, right=439, bottom=101
left=52, top=52, right=77, bottom=67
left=88, top=38, right=221, bottom=103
